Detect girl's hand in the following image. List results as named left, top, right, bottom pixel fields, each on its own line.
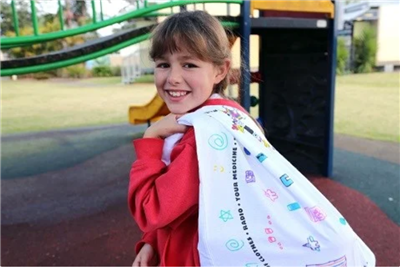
left=143, top=114, right=187, bottom=139
left=132, top=243, right=158, bottom=267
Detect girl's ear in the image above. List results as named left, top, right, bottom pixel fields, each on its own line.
left=214, top=59, right=231, bottom=84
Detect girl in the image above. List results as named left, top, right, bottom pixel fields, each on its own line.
left=128, top=10, right=243, bottom=266
left=128, top=10, right=375, bottom=267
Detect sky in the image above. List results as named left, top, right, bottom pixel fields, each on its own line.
left=35, top=0, right=133, bottom=18
left=31, top=0, right=138, bottom=36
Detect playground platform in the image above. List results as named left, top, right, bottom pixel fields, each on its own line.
left=1, top=124, right=399, bottom=266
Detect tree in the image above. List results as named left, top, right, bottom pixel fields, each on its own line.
left=353, top=24, right=377, bottom=73
left=3, top=14, right=85, bottom=59
left=336, top=38, right=349, bottom=75
left=0, top=0, right=31, bottom=36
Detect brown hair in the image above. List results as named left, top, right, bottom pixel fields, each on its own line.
left=149, top=11, right=232, bottom=95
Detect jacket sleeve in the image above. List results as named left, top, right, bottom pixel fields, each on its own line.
left=135, top=231, right=158, bottom=255
left=128, top=137, right=199, bottom=232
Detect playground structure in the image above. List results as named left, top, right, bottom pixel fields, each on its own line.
left=121, top=50, right=145, bottom=84
left=128, top=94, right=169, bottom=126
left=1, top=0, right=337, bottom=177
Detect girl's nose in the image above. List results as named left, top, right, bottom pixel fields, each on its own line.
left=167, top=67, right=182, bottom=85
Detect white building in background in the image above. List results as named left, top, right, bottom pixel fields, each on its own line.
left=337, top=0, right=400, bottom=71
left=375, top=4, right=400, bottom=70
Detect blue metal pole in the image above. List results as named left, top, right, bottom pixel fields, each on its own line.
left=324, top=2, right=338, bottom=177
left=239, top=0, right=250, bottom=111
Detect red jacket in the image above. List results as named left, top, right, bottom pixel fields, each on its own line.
left=128, top=98, right=247, bottom=266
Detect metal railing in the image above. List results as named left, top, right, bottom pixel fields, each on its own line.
left=2, top=0, right=243, bottom=48
left=1, top=20, right=239, bottom=76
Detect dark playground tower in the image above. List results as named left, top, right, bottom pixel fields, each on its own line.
left=249, top=1, right=336, bottom=177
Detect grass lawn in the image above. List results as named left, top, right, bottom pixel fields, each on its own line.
left=1, top=73, right=399, bottom=142
left=334, top=72, right=399, bottom=143
left=1, top=78, right=156, bottom=134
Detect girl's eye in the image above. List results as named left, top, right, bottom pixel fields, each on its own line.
left=183, top=63, right=198, bottom=68
left=156, top=63, right=169, bottom=68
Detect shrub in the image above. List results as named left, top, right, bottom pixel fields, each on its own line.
left=353, top=25, right=377, bottom=73
left=65, top=65, right=87, bottom=78
left=33, top=72, right=52, bottom=80
left=336, top=38, right=349, bottom=75
left=134, top=74, right=154, bottom=83
left=92, top=66, right=113, bottom=77
left=111, top=66, right=122, bottom=77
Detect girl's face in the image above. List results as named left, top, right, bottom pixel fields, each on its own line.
left=154, top=50, right=228, bottom=114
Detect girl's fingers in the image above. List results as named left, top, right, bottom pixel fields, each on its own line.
left=177, top=124, right=188, bottom=133
left=132, top=255, right=144, bottom=267
left=132, top=259, right=146, bottom=267
left=174, top=113, right=187, bottom=120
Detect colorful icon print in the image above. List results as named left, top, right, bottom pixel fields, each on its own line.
left=245, top=170, right=256, bottom=183
left=267, top=215, right=272, bottom=225
left=305, top=206, right=327, bottom=222
left=303, top=236, right=321, bottom=252
left=213, top=165, right=225, bottom=172
left=264, top=216, right=284, bottom=250
left=265, top=228, right=274, bottom=234
left=306, top=255, right=347, bottom=267
left=264, top=189, right=278, bottom=201
left=263, top=139, right=271, bottom=148
left=223, top=107, right=242, bottom=120
left=232, top=123, right=245, bottom=132
left=219, top=210, right=234, bottom=222
left=280, top=174, right=293, bottom=187
left=226, top=239, right=245, bottom=251
left=208, top=132, right=228, bottom=150
left=256, top=153, right=267, bottom=163
left=287, top=202, right=301, bottom=211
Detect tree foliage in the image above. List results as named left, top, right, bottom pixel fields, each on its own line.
left=353, top=24, right=377, bottom=73
left=0, top=0, right=31, bottom=36
left=336, top=38, right=349, bottom=75
left=1, top=0, right=98, bottom=60
left=3, top=16, right=85, bottom=59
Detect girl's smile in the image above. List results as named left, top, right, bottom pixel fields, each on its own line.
left=165, top=90, right=190, bottom=101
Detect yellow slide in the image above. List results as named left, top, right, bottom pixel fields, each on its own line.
left=128, top=94, right=170, bottom=125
